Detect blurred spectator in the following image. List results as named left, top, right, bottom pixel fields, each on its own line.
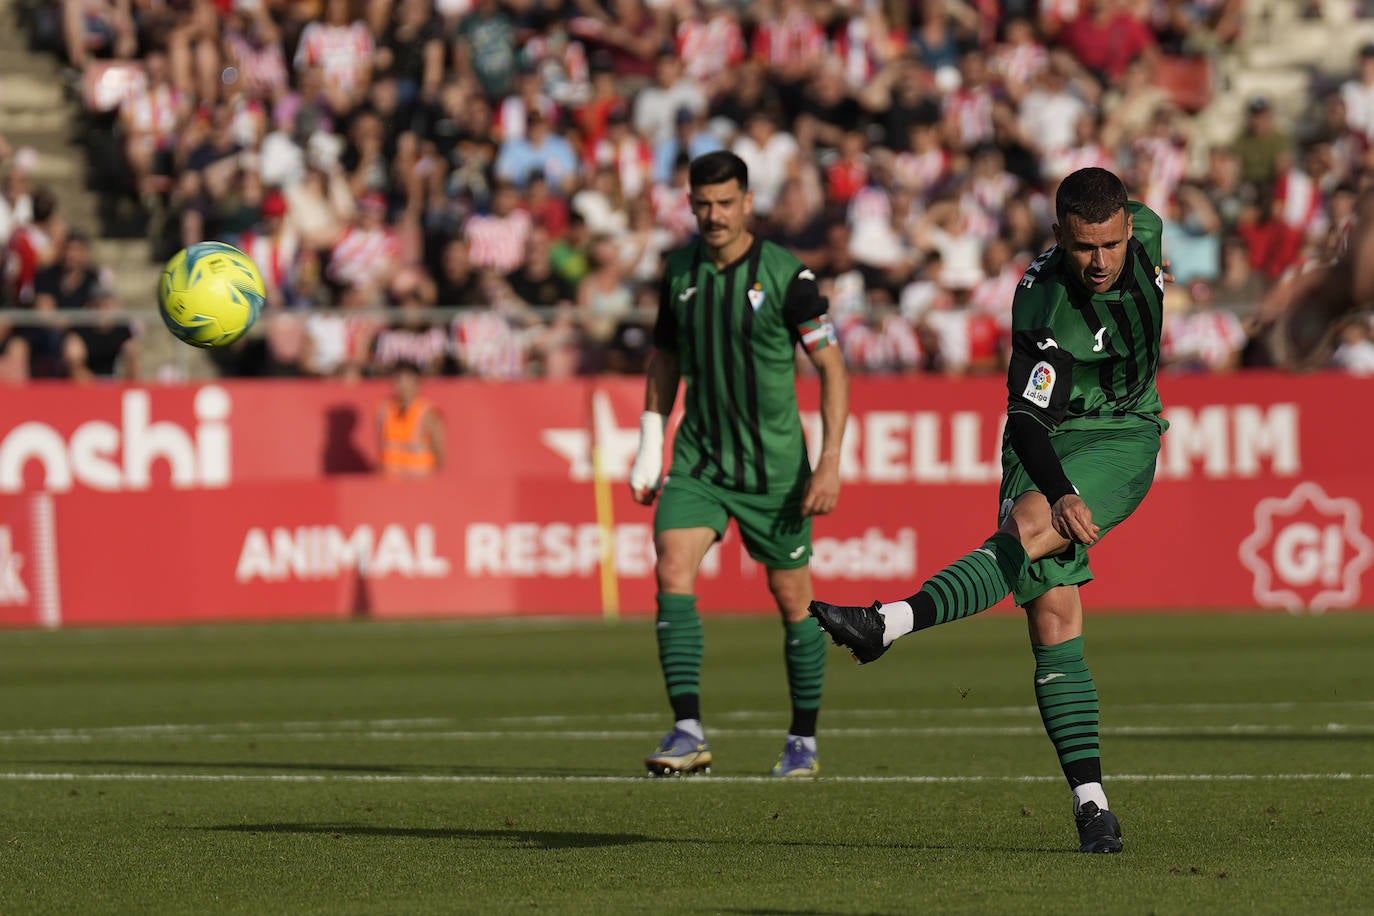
left=1340, top=43, right=1374, bottom=146
left=295, top=0, right=376, bottom=115
left=119, top=51, right=190, bottom=204
left=508, top=228, right=576, bottom=307
left=1162, top=279, right=1246, bottom=372
left=376, top=0, right=446, bottom=109
left=63, top=0, right=136, bottom=74
left=576, top=233, right=634, bottom=343
left=452, top=0, right=517, bottom=100
left=731, top=109, right=799, bottom=218
left=839, top=300, right=924, bottom=375
left=451, top=273, right=545, bottom=378
left=1058, top=0, right=1156, bottom=84
left=0, top=318, right=29, bottom=384
left=1233, top=96, right=1292, bottom=190
left=5, top=187, right=66, bottom=307
left=0, top=150, right=37, bottom=251
left=674, top=0, right=745, bottom=99
left=61, top=284, right=140, bottom=381
left=465, top=182, right=531, bottom=273
left=327, top=191, right=402, bottom=291
left=236, top=191, right=302, bottom=308
left=1330, top=316, right=1374, bottom=375
left=619, top=197, right=674, bottom=289
left=634, top=51, right=708, bottom=147
left=1211, top=234, right=1267, bottom=312
left=653, top=107, right=722, bottom=185
left=764, top=177, right=828, bottom=269
left=371, top=271, right=449, bottom=375
left=494, top=110, right=579, bottom=192
left=434, top=237, right=482, bottom=306
left=377, top=361, right=445, bottom=477
left=1161, top=183, right=1221, bottom=286
left=33, top=232, right=111, bottom=312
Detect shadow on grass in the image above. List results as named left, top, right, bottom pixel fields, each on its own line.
left=200, top=822, right=1066, bottom=857
left=205, top=823, right=655, bottom=849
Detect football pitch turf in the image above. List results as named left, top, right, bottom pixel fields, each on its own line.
left=1, top=612, right=1372, bottom=915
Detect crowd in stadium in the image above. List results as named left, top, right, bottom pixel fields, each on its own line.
left=5, top=0, right=1374, bottom=382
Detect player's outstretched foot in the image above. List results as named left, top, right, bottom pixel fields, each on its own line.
left=770, top=738, right=819, bottom=778
left=1075, top=802, right=1123, bottom=854
left=645, top=729, right=712, bottom=777
left=808, top=600, right=889, bottom=664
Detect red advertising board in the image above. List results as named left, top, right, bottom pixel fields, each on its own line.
left=1, top=373, right=1371, bottom=626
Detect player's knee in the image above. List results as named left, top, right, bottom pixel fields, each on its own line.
left=655, top=553, right=699, bottom=593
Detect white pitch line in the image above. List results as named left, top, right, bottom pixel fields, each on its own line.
left=488, top=700, right=1374, bottom=725
left=0, top=772, right=1371, bottom=785
left=2, top=723, right=1373, bottom=744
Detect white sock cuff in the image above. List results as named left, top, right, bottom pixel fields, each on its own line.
left=675, top=718, right=704, bottom=741
left=880, top=600, right=914, bottom=646
left=1073, top=782, right=1109, bottom=813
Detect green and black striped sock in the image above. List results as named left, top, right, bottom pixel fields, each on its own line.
left=906, top=532, right=1029, bottom=630
left=656, top=593, right=703, bottom=723
left=783, top=617, right=827, bottom=737
left=1033, top=635, right=1103, bottom=787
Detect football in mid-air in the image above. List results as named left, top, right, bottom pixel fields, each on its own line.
left=158, top=241, right=266, bottom=348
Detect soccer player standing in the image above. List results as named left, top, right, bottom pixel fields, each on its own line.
left=630, top=151, right=850, bottom=778
left=811, top=167, right=1167, bottom=852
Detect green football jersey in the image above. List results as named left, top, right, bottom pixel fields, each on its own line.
left=1005, top=201, right=1168, bottom=434
left=654, top=237, right=830, bottom=494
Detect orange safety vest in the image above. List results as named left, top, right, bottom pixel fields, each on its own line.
left=380, top=396, right=438, bottom=477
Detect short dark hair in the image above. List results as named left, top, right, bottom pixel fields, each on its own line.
left=689, top=150, right=749, bottom=191
left=1055, top=167, right=1128, bottom=226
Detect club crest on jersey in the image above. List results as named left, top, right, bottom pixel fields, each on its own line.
left=1022, top=360, right=1056, bottom=408
left=747, top=283, right=766, bottom=311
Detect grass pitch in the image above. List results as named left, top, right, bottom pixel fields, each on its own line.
left=1, top=611, right=1372, bottom=914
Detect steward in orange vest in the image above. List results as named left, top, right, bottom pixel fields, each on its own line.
left=377, top=363, right=445, bottom=477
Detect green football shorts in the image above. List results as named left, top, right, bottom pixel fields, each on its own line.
left=655, top=473, right=812, bottom=569
left=999, top=423, right=1161, bottom=606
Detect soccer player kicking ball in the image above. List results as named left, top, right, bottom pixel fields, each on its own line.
left=631, top=150, right=850, bottom=778
left=812, top=168, right=1167, bottom=853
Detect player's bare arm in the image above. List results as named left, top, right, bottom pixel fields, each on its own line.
left=630, top=349, right=680, bottom=505
left=801, top=343, right=848, bottom=518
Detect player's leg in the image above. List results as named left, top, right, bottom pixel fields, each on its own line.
left=1025, top=585, right=1123, bottom=854
left=766, top=565, right=826, bottom=776
left=735, top=486, right=826, bottom=776
left=811, top=425, right=1159, bottom=663
left=809, top=501, right=1041, bottom=664
left=645, top=476, right=728, bottom=776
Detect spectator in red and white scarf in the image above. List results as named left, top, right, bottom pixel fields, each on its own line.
left=465, top=183, right=532, bottom=274
left=1162, top=279, right=1246, bottom=372
left=328, top=192, right=401, bottom=292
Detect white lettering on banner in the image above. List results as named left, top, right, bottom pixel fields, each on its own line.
left=464, top=523, right=722, bottom=578
left=0, top=527, right=29, bottom=605
left=0, top=387, right=232, bottom=493
left=802, top=412, right=1004, bottom=485
left=1238, top=482, right=1374, bottom=612
left=540, top=391, right=639, bottom=482
left=811, top=528, right=917, bottom=579
left=1156, top=404, right=1300, bottom=479
left=539, top=398, right=1302, bottom=486
left=236, top=524, right=451, bottom=582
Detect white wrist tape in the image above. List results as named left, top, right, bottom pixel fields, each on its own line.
left=630, top=411, right=667, bottom=492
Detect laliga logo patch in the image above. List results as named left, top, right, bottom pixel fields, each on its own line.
left=747, top=283, right=766, bottom=311
left=1021, top=360, right=1055, bottom=407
